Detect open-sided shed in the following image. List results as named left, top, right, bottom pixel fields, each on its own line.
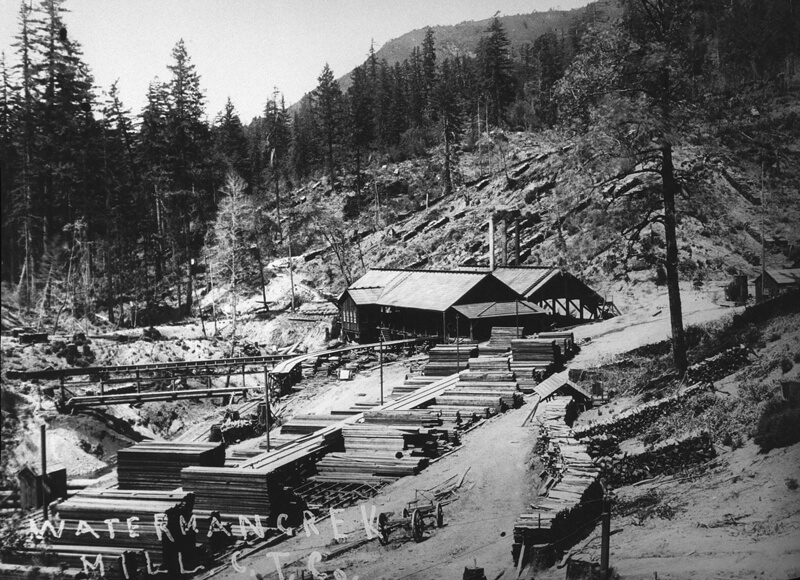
left=452, top=300, right=547, bottom=341
left=492, top=266, right=606, bottom=321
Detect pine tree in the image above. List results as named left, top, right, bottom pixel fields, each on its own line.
left=346, top=64, right=374, bottom=196
left=434, top=58, right=464, bottom=197
left=479, top=16, right=515, bottom=127
left=313, top=63, right=343, bottom=186
left=212, top=97, right=250, bottom=185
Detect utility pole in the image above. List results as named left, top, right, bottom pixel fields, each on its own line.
left=263, top=368, right=271, bottom=452
left=379, top=331, right=384, bottom=405
left=287, top=225, right=296, bottom=312
left=250, top=246, right=269, bottom=314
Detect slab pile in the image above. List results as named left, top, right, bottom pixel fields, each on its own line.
left=572, top=383, right=712, bottom=440
left=423, top=344, right=477, bottom=376
left=601, top=431, right=716, bottom=487
left=513, top=396, right=602, bottom=567
left=510, top=339, right=561, bottom=378
left=117, top=441, right=225, bottom=490
left=686, top=345, right=751, bottom=384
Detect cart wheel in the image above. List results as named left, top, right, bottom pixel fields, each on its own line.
left=411, top=509, right=424, bottom=543
left=435, top=502, right=444, bottom=528
left=378, top=512, right=389, bottom=545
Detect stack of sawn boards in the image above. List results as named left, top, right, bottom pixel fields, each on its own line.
left=390, top=375, right=438, bottom=397
left=23, top=488, right=197, bottom=579
left=117, top=441, right=225, bottom=490
left=312, top=409, right=443, bottom=483
left=481, top=326, right=522, bottom=356
left=510, top=338, right=561, bottom=379
left=512, top=396, right=601, bottom=565
left=428, top=356, right=522, bottom=425
left=423, top=344, right=477, bottom=376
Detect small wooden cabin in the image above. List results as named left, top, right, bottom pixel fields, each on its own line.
left=754, top=269, right=800, bottom=303
left=18, top=464, right=67, bottom=510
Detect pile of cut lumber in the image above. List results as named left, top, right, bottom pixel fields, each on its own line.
left=513, top=396, right=601, bottom=564
left=313, top=452, right=429, bottom=483
left=35, top=488, right=197, bottom=577
left=534, top=332, right=575, bottom=358
left=423, top=344, right=477, bottom=376
left=181, top=466, right=282, bottom=515
left=390, top=375, right=438, bottom=397
left=342, top=424, right=440, bottom=456
left=362, top=408, right=442, bottom=428
left=510, top=339, right=561, bottom=378
left=117, top=441, right=225, bottom=490
left=279, top=414, right=345, bottom=435
left=481, top=326, right=522, bottom=356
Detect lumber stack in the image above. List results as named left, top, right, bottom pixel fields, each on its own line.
left=279, top=414, right=345, bottom=435
left=117, top=441, right=225, bottom=490
left=313, top=452, right=429, bottom=483
left=390, top=375, right=438, bottom=397
left=362, top=408, right=442, bottom=427
left=423, top=344, right=477, bottom=376
left=601, top=431, right=716, bottom=487
left=0, top=563, right=84, bottom=580
left=513, top=396, right=602, bottom=565
left=572, top=383, right=712, bottom=440
left=534, top=332, right=575, bottom=358
left=38, top=489, right=197, bottom=576
left=481, top=326, right=523, bottom=356
left=510, top=339, right=560, bottom=378
left=341, top=424, right=440, bottom=456
left=181, top=466, right=282, bottom=516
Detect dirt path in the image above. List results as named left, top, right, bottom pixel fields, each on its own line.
left=214, top=397, right=541, bottom=580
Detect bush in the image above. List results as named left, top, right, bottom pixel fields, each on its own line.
left=781, top=358, right=794, bottom=374
left=754, top=400, right=800, bottom=452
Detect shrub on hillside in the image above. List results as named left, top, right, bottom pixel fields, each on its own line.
left=754, top=399, right=800, bottom=452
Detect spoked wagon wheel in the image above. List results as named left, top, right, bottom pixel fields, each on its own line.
left=411, top=509, right=424, bottom=543
left=435, top=502, right=444, bottom=528
left=378, top=512, right=390, bottom=545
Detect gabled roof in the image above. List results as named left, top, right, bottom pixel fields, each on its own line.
left=378, top=270, right=488, bottom=311
left=766, top=269, right=800, bottom=285
left=452, top=300, right=546, bottom=320
left=349, top=269, right=407, bottom=289
left=347, top=287, right=383, bottom=305
left=492, top=266, right=560, bottom=297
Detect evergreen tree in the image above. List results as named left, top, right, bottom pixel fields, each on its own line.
left=478, top=16, right=515, bottom=127
left=313, top=63, right=343, bottom=186
left=346, top=64, right=374, bottom=195
left=212, top=97, right=250, bottom=185
left=433, top=58, right=464, bottom=197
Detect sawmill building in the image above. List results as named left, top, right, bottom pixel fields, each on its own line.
left=339, top=267, right=605, bottom=343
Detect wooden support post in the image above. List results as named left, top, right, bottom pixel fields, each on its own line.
left=100, top=379, right=104, bottom=396
left=263, top=367, right=271, bottom=452
left=40, top=424, right=47, bottom=520
left=515, top=216, right=520, bottom=266
left=60, top=376, right=65, bottom=407
left=379, top=334, right=384, bottom=405
left=136, top=369, right=141, bottom=393
left=489, top=218, right=495, bottom=270
left=502, top=219, right=508, bottom=266
left=600, top=494, right=611, bottom=580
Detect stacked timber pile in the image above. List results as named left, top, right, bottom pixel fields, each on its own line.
left=510, top=339, right=561, bottom=378
left=423, top=344, right=477, bottom=376
left=314, top=453, right=429, bottom=483
left=0, top=564, right=84, bottom=579
left=512, top=396, right=602, bottom=566
left=279, top=414, right=344, bottom=435
left=481, top=326, right=522, bottom=356
left=117, top=441, right=225, bottom=490
left=573, top=383, right=711, bottom=440
left=686, top=345, right=751, bottom=384
left=535, top=332, right=575, bottom=358
left=427, top=357, right=520, bottom=427
left=301, top=356, right=319, bottom=377
left=601, top=431, right=716, bottom=487
left=182, top=466, right=303, bottom=525
left=391, top=375, right=439, bottom=397
left=20, top=489, right=197, bottom=578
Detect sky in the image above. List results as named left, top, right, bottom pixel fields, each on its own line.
left=1, top=0, right=593, bottom=123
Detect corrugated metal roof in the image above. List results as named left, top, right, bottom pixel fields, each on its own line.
left=452, top=300, right=546, bottom=319
left=379, top=270, right=488, bottom=311
left=492, top=267, right=558, bottom=297
left=768, top=269, right=800, bottom=285
left=347, top=287, right=383, bottom=305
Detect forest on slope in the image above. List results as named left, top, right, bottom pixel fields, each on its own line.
left=1, top=0, right=798, bottom=340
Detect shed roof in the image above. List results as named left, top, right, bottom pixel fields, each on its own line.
left=452, top=300, right=546, bottom=320
left=491, top=267, right=559, bottom=297
left=766, top=269, right=800, bottom=286
left=349, top=269, right=407, bottom=289
left=378, top=270, right=488, bottom=311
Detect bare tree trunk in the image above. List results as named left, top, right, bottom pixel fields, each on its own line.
left=661, top=143, right=688, bottom=374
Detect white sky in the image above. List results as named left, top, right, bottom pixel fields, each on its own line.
left=1, top=0, right=593, bottom=123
